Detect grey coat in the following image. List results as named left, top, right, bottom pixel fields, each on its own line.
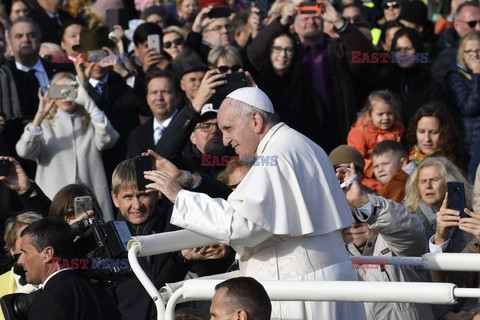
left=347, top=194, right=435, bottom=320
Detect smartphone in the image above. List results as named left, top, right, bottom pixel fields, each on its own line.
left=211, top=72, right=248, bottom=109
left=134, top=156, right=152, bottom=191
left=297, top=2, right=324, bottom=15
left=447, top=181, right=467, bottom=218
left=0, top=159, right=10, bottom=177
left=208, top=6, right=231, bottom=18
left=74, top=196, right=93, bottom=218
left=48, top=84, right=78, bottom=99
left=106, top=8, right=130, bottom=31
left=147, top=34, right=161, bottom=53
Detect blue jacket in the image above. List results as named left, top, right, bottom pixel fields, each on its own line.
left=447, top=66, right=480, bottom=148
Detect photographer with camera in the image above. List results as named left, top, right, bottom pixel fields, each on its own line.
left=13, top=218, right=121, bottom=320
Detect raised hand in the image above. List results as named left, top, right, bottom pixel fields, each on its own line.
left=434, top=194, right=461, bottom=244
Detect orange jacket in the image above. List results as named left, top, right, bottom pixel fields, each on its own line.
left=347, top=118, right=405, bottom=191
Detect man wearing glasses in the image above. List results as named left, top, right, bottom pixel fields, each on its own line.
left=184, top=7, right=235, bottom=63
left=434, top=1, right=480, bottom=85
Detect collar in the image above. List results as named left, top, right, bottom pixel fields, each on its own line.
left=153, top=108, right=179, bottom=130
left=256, top=122, right=285, bottom=155
left=89, top=73, right=110, bottom=88
left=44, top=9, right=59, bottom=18
left=41, top=268, right=72, bottom=289
left=55, top=109, right=78, bottom=118
left=16, top=59, right=45, bottom=73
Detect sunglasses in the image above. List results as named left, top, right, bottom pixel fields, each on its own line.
left=164, top=38, right=184, bottom=49
left=383, top=2, right=400, bottom=9
left=217, top=65, right=241, bottom=73
left=458, top=19, right=480, bottom=28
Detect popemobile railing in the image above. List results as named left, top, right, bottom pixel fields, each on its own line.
left=127, top=230, right=480, bottom=320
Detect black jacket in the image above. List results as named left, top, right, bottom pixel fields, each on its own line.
left=28, top=270, right=121, bottom=320
left=84, top=71, right=141, bottom=178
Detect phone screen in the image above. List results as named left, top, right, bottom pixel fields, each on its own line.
left=74, top=196, right=93, bottom=218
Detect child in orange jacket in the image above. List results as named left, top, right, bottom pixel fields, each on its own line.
left=347, top=91, right=404, bottom=192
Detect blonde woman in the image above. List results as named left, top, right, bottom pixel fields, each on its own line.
left=404, top=156, right=473, bottom=253
left=15, top=72, right=118, bottom=220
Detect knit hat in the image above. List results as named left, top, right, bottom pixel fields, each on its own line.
left=398, top=0, right=428, bottom=27
left=226, top=87, right=274, bottom=113
left=328, top=145, right=365, bottom=171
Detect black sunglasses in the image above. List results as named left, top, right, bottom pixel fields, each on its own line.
left=164, top=38, right=184, bottom=49
left=383, top=2, right=400, bottom=9
left=459, top=19, right=480, bottom=28
left=217, top=65, right=241, bottom=73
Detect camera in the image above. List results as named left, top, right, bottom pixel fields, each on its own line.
left=0, top=217, right=132, bottom=320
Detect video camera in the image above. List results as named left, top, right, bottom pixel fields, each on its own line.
left=0, top=217, right=132, bottom=320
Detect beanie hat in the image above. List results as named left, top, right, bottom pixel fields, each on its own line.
left=329, top=145, right=365, bottom=171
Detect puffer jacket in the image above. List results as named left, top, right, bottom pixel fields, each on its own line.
left=346, top=194, right=435, bottom=320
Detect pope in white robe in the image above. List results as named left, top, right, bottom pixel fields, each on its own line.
left=146, top=87, right=366, bottom=320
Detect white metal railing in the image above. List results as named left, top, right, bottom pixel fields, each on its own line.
left=127, top=230, right=480, bottom=320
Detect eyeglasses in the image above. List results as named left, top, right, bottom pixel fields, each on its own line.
left=464, top=49, right=480, bottom=55
left=164, top=38, right=184, bottom=49
left=204, top=24, right=232, bottom=33
left=271, top=46, right=294, bottom=55
left=216, top=65, right=241, bottom=73
left=458, top=20, right=480, bottom=28
left=195, top=122, right=219, bottom=132
left=383, top=2, right=400, bottom=9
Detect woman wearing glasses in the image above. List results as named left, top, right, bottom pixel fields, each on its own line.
left=207, top=45, right=243, bottom=73
left=447, top=31, right=480, bottom=182
left=248, top=31, right=332, bottom=151
left=163, top=26, right=186, bottom=60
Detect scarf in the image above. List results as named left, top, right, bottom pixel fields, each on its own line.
left=409, top=145, right=441, bottom=165
left=0, top=64, right=22, bottom=119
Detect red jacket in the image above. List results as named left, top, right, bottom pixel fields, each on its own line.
left=347, top=118, right=405, bottom=191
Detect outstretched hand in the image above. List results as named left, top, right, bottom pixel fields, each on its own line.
left=336, top=163, right=368, bottom=208
left=0, top=156, right=33, bottom=195
left=144, top=170, right=182, bottom=202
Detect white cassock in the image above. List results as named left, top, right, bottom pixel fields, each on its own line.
left=172, top=123, right=366, bottom=320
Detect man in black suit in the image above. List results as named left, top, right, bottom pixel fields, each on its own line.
left=126, top=68, right=182, bottom=159
left=17, top=218, right=121, bottom=320
left=8, top=17, right=65, bottom=93
left=28, top=0, right=72, bottom=44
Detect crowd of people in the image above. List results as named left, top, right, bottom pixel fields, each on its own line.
left=1, top=0, right=480, bottom=319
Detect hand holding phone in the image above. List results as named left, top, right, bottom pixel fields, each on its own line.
left=134, top=156, right=153, bottom=191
